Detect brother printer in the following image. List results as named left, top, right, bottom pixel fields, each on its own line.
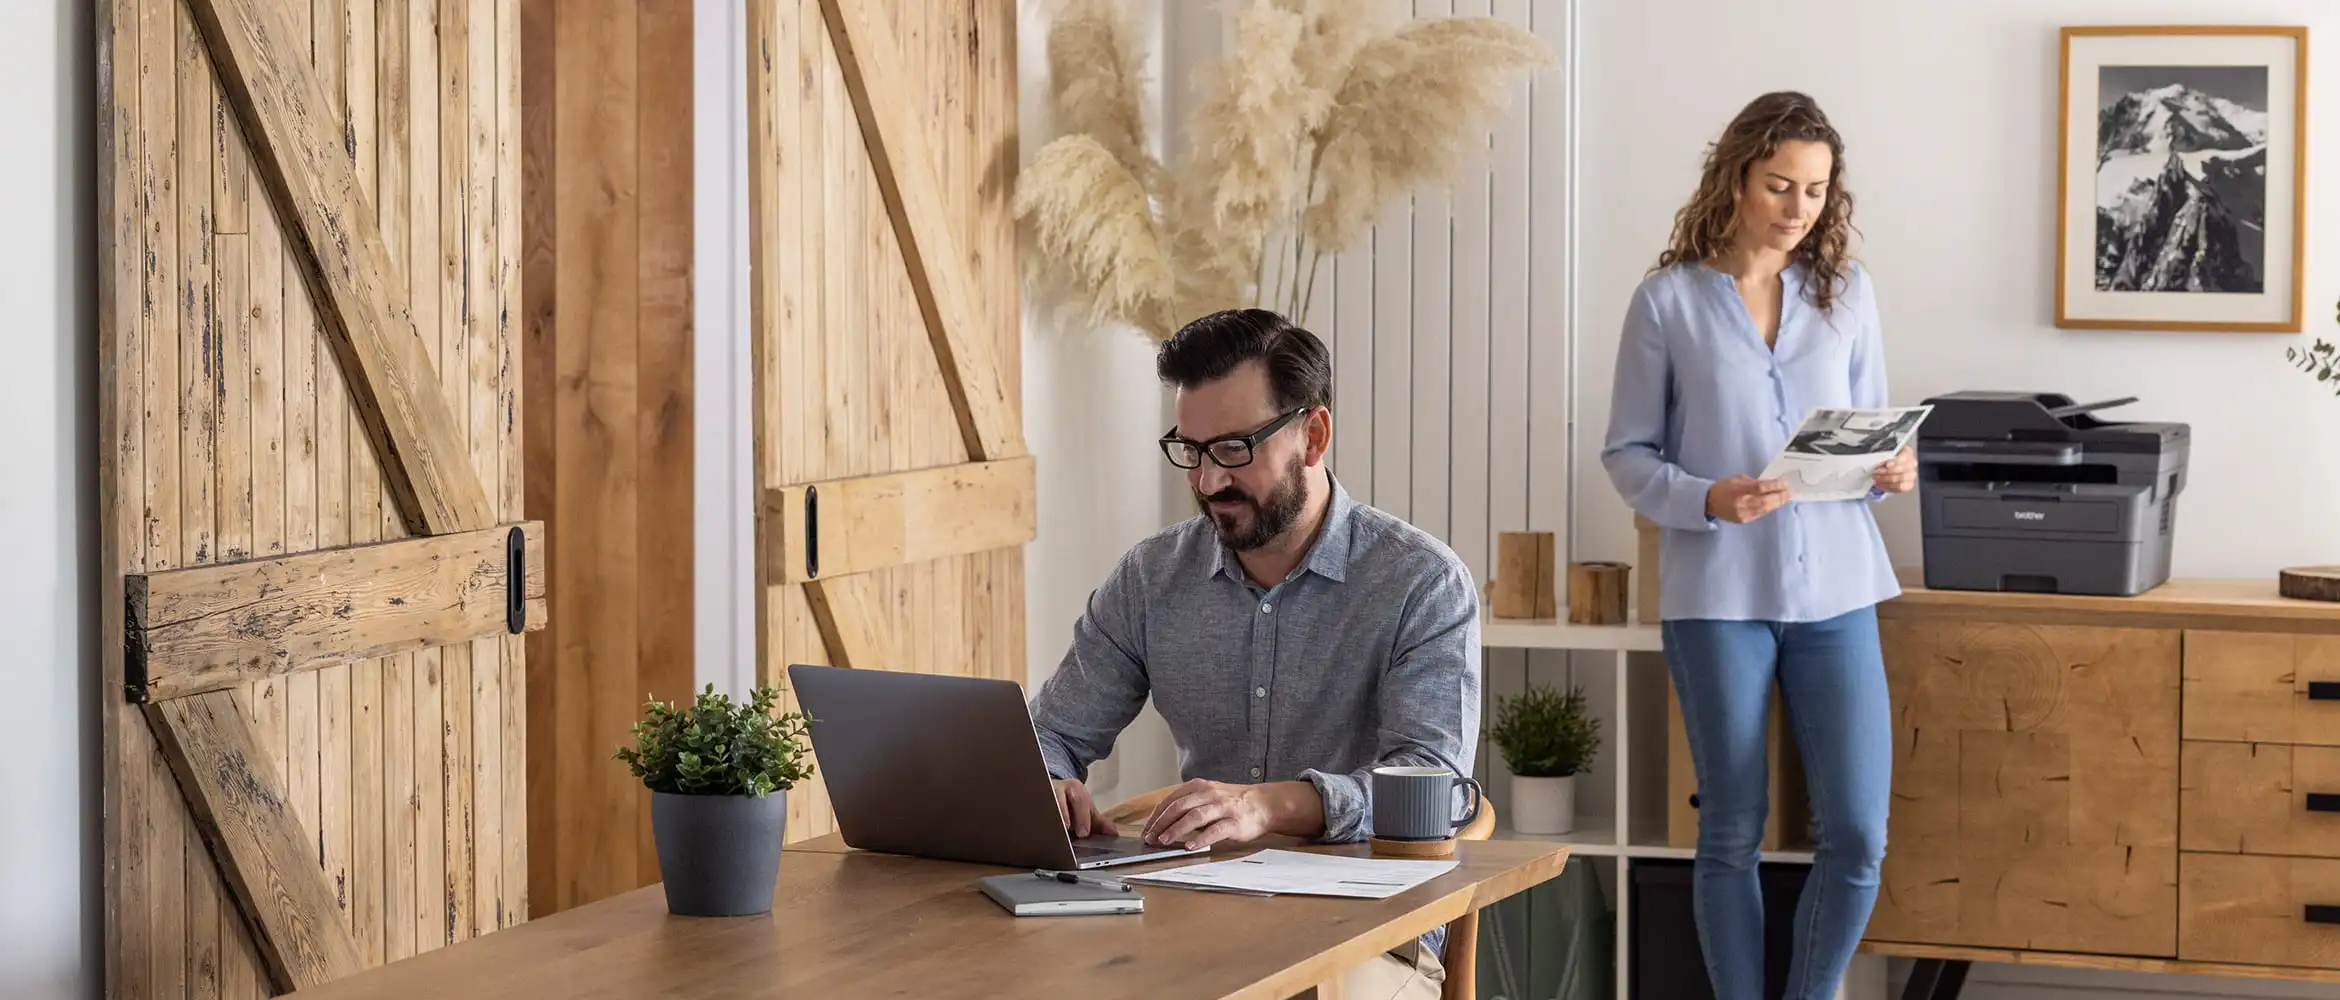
left=1915, top=391, right=2189, bottom=597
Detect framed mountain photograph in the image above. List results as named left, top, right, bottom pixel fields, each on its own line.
left=2057, top=26, right=2308, bottom=332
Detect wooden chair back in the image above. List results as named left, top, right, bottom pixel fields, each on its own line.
left=1102, top=785, right=1500, bottom=1000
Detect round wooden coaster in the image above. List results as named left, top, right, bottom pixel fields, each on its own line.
left=1369, top=836, right=1456, bottom=859
left=2280, top=566, right=2340, bottom=603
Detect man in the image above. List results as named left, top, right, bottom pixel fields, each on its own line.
left=1026, top=309, right=1482, bottom=999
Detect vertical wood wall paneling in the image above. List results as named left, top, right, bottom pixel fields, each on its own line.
left=521, top=0, right=695, bottom=918
left=179, top=3, right=219, bottom=991
left=637, top=0, right=696, bottom=889
left=438, top=0, right=475, bottom=948
left=411, top=0, right=448, bottom=953
left=1300, top=1, right=1583, bottom=822
left=498, top=0, right=531, bottom=933
left=100, top=0, right=527, bottom=989
left=374, top=0, right=416, bottom=963
left=749, top=0, right=1023, bottom=846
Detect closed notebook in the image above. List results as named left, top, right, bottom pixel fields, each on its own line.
left=977, top=873, right=1145, bottom=917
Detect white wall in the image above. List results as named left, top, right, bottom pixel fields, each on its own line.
left=1573, top=2, right=2340, bottom=997
left=695, top=0, right=756, bottom=699
left=1, top=2, right=99, bottom=998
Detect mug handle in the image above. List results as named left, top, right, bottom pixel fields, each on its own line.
left=1453, top=776, right=1484, bottom=831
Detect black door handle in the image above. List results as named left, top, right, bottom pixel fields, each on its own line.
left=2309, top=681, right=2340, bottom=701
left=2308, top=793, right=2340, bottom=813
left=2307, top=904, right=2340, bottom=924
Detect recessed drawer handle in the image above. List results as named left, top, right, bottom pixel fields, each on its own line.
left=2310, top=681, right=2340, bottom=701
left=2307, top=904, right=2340, bottom=925
left=2309, top=793, right=2340, bottom=813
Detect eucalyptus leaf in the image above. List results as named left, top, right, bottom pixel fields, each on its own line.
left=613, top=683, right=816, bottom=798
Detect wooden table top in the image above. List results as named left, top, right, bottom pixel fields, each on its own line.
left=1884, top=567, right=2340, bottom=633
left=285, top=838, right=1570, bottom=1000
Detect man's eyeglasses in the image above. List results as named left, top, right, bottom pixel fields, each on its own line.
left=1159, top=407, right=1312, bottom=470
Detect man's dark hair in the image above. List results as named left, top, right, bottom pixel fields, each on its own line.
left=1154, top=309, right=1333, bottom=411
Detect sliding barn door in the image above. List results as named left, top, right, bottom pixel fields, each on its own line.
left=97, top=0, right=533, bottom=995
left=746, top=0, right=1027, bottom=843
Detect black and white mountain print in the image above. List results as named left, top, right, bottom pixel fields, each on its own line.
left=2094, top=66, right=2269, bottom=294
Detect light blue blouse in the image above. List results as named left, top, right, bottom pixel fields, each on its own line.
left=1600, top=260, right=1902, bottom=623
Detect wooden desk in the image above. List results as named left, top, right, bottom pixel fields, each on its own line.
left=285, top=839, right=1570, bottom=1000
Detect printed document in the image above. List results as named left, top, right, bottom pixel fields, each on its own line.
left=1759, top=405, right=1933, bottom=501
left=1117, top=849, right=1458, bottom=900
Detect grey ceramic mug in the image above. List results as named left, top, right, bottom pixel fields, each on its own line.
left=1371, top=765, right=1484, bottom=841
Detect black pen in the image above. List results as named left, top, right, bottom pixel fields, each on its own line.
left=1033, top=869, right=1133, bottom=892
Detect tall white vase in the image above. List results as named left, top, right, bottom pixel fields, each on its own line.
left=1509, top=774, right=1575, bottom=835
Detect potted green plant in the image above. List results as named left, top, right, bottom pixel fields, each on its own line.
left=615, top=683, right=814, bottom=916
left=1489, top=682, right=1601, bottom=835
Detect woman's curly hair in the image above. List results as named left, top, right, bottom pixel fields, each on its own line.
left=1654, top=91, right=1858, bottom=314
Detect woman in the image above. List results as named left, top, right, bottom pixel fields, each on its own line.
left=1600, top=91, right=1915, bottom=999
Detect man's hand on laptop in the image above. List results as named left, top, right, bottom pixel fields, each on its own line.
left=1050, top=778, right=1119, bottom=838
left=1140, top=779, right=1324, bottom=851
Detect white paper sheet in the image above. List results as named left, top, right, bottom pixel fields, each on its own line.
left=1759, top=405, right=1933, bottom=501
left=1117, top=849, right=1459, bottom=900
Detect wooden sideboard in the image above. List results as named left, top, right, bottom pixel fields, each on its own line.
left=1862, top=572, right=2340, bottom=988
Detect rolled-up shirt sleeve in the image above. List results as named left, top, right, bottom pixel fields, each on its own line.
left=1300, top=560, right=1481, bottom=843
left=1602, top=282, right=1719, bottom=532
left=1028, top=552, right=1151, bottom=782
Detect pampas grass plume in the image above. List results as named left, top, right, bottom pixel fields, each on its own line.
left=1013, top=134, right=1177, bottom=338
left=1169, top=0, right=1312, bottom=305
left=1302, top=17, right=1554, bottom=254
left=1045, top=0, right=1161, bottom=189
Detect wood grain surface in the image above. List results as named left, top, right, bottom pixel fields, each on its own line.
left=276, top=840, right=1568, bottom=1000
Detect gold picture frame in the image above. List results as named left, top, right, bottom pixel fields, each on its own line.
left=2056, top=25, right=2308, bottom=332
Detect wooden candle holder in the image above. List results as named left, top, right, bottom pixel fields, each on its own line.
left=1492, top=531, right=1557, bottom=619
left=1635, top=514, right=1661, bottom=624
left=1567, top=561, right=1630, bottom=625
left=2282, top=565, right=2340, bottom=603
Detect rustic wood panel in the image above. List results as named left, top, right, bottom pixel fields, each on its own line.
left=518, top=0, right=694, bottom=918
left=764, top=457, right=1037, bottom=585
left=100, top=0, right=528, bottom=992
left=1867, top=620, right=2181, bottom=957
left=148, top=691, right=368, bottom=992
left=2181, top=853, right=2340, bottom=968
left=187, top=0, right=493, bottom=536
left=747, top=0, right=1025, bottom=848
left=127, top=524, right=548, bottom=701
left=2185, top=631, right=2340, bottom=746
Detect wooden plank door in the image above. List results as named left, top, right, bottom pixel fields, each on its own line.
left=746, top=0, right=1027, bottom=843
left=97, top=0, right=532, bottom=994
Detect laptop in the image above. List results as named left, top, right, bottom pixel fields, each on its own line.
left=786, top=664, right=1207, bottom=870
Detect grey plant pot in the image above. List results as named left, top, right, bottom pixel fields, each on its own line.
left=650, top=789, right=789, bottom=917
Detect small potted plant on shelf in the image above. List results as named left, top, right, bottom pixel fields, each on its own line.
left=1490, top=682, right=1601, bottom=835
left=615, top=683, right=814, bottom=916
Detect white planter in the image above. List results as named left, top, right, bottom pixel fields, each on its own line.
left=1509, top=774, right=1576, bottom=835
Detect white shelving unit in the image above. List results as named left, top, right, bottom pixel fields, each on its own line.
left=1478, top=605, right=1834, bottom=1000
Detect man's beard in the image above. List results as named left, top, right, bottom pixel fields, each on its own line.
left=1195, top=455, right=1308, bottom=551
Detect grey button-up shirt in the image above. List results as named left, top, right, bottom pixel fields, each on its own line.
left=1029, top=477, right=1482, bottom=845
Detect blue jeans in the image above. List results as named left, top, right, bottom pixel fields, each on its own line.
left=1661, top=606, right=1892, bottom=1000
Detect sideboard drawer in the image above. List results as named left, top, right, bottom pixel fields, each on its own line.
left=2183, top=742, right=2340, bottom=857
left=2183, top=632, right=2340, bottom=746
left=2180, top=853, right=2340, bottom=968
